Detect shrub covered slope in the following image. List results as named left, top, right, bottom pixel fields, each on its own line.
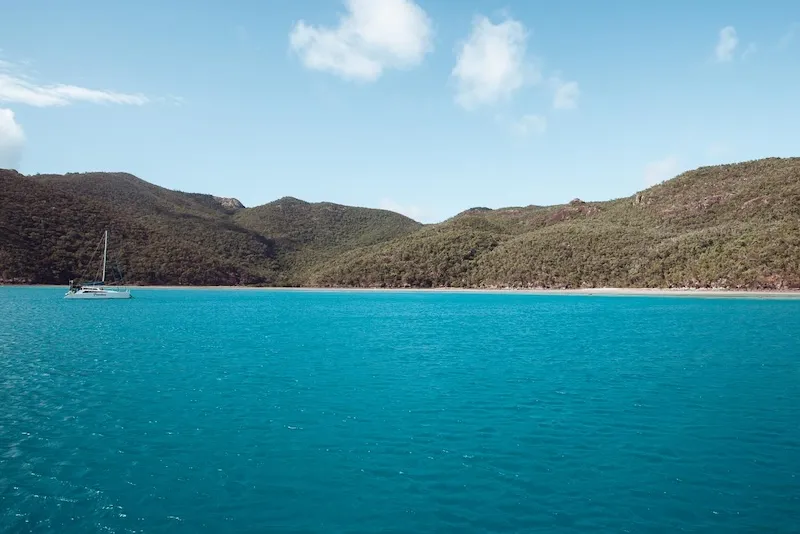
left=2, top=157, right=798, bottom=289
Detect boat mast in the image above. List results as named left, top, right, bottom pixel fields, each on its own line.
left=102, top=230, right=108, bottom=283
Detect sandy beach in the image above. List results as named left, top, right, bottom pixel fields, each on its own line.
left=159, top=287, right=800, bottom=299
left=13, top=284, right=799, bottom=299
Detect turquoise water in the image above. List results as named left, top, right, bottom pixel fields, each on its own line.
left=1, top=288, right=799, bottom=533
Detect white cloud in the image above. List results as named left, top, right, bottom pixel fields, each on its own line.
left=289, top=0, right=433, bottom=82
left=715, top=26, right=738, bottom=62
left=0, top=62, right=148, bottom=107
left=551, top=78, right=580, bottom=110
left=452, top=15, right=537, bottom=109
left=644, top=155, right=680, bottom=186
left=512, top=114, right=547, bottom=136
left=0, top=108, right=25, bottom=169
left=379, top=198, right=425, bottom=222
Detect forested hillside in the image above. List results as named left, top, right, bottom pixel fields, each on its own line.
left=2, top=157, right=799, bottom=289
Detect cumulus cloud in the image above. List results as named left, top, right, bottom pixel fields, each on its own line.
left=512, top=114, right=547, bottom=136
left=451, top=15, right=536, bottom=109
left=289, top=0, right=433, bottom=82
left=644, top=155, right=680, bottom=186
left=0, top=108, right=25, bottom=169
left=715, top=26, right=738, bottom=62
left=0, top=57, right=150, bottom=168
left=0, top=62, right=148, bottom=107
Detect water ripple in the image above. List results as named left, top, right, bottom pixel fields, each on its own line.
left=1, top=288, right=799, bottom=532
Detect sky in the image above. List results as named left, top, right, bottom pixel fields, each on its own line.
left=0, top=0, right=798, bottom=223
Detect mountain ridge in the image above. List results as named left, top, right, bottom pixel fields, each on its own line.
left=2, top=157, right=799, bottom=289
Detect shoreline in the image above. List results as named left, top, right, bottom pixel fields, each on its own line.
left=5, top=284, right=800, bottom=299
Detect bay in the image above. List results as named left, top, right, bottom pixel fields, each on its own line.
left=1, top=288, right=799, bottom=532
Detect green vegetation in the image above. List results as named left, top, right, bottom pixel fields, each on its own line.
left=2, top=157, right=799, bottom=289
left=234, top=196, right=421, bottom=283
left=0, top=170, right=282, bottom=285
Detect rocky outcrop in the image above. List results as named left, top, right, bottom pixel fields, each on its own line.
left=213, top=196, right=245, bottom=210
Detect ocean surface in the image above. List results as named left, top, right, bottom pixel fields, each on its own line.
left=1, top=287, right=799, bottom=533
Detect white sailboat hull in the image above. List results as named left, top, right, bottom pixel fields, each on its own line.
left=64, top=229, right=133, bottom=300
left=64, top=289, right=132, bottom=299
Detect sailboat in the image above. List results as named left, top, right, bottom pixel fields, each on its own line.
left=64, top=230, right=132, bottom=299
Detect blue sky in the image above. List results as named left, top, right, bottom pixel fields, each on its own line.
left=0, top=0, right=798, bottom=222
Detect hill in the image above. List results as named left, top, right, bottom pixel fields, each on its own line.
left=308, top=158, right=800, bottom=289
left=0, top=170, right=419, bottom=285
left=1, top=157, right=799, bottom=289
left=0, top=170, right=282, bottom=285
left=234, top=196, right=422, bottom=282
